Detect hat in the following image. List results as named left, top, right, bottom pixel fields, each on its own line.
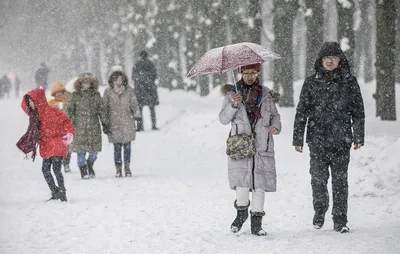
left=50, top=82, right=66, bottom=96
left=140, top=50, right=148, bottom=58
left=238, top=63, right=262, bottom=73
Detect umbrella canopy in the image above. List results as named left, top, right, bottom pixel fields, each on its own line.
left=187, top=42, right=280, bottom=77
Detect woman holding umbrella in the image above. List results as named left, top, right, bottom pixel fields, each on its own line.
left=219, top=63, right=281, bottom=236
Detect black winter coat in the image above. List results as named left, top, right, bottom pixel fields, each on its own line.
left=293, top=42, right=365, bottom=148
left=132, top=58, right=159, bottom=107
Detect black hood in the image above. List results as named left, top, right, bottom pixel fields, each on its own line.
left=314, top=42, right=351, bottom=74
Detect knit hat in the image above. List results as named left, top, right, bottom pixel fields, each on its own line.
left=238, top=63, right=262, bottom=73
left=50, top=82, right=66, bottom=96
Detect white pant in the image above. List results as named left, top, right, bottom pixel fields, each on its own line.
left=236, top=187, right=265, bottom=213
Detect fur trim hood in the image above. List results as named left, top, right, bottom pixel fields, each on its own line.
left=74, top=72, right=99, bottom=92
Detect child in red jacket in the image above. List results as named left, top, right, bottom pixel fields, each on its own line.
left=17, top=88, right=75, bottom=202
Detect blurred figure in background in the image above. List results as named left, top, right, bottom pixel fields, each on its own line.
left=132, top=50, right=159, bottom=131
left=35, top=62, right=50, bottom=89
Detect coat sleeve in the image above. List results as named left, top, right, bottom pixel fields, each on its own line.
left=130, top=89, right=141, bottom=118
left=349, top=79, right=365, bottom=146
left=293, top=78, right=312, bottom=146
left=102, top=89, right=110, bottom=127
left=67, top=92, right=76, bottom=124
left=219, top=94, right=239, bottom=125
left=270, top=101, right=282, bottom=133
left=62, top=114, right=75, bottom=135
left=96, top=92, right=107, bottom=126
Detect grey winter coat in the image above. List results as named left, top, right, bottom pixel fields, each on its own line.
left=103, top=86, right=140, bottom=143
left=219, top=85, right=281, bottom=192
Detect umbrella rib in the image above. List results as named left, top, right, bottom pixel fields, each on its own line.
left=243, top=44, right=264, bottom=63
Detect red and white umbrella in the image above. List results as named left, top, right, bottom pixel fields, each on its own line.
left=186, top=42, right=280, bottom=78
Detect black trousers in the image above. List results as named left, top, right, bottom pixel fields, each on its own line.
left=42, top=156, right=65, bottom=192
left=114, top=142, right=131, bottom=166
left=63, top=151, right=71, bottom=166
left=309, top=145, right=350, bottom=224
left=137, top=105, right=156, bottom=130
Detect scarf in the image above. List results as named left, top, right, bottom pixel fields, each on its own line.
left=237, top=78, right=262, bottom=126
left=113, top=85, right=125, bottom=95
left=16, top=111, right=41, bottom=161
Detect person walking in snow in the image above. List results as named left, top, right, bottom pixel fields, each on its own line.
left=68, top=73, right=107, bottom=179
left=17, top=88, right=75, bottom=201
left=103, top=70, right=140, bottom=177
left=35, top=62, right=50, bottom=89
left=48, top=82, right=72, bottom=173
left=293, top=42, right=365, bottom=233
left=132, top=50, right=159, bottom=131
left=219, top=63, right=281, bottom=236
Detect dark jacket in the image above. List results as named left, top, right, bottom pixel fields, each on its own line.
left=35, top=66, right=50, bottom=87
left=132, top=58, right=159, bottom=106
left=293, top=42, right=365, bottom=148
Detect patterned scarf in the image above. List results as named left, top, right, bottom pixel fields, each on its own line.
left=237, top=78, right=262, bottom=126
left=16, top=111, right=41, bottom=161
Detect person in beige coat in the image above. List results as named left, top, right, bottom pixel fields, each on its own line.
left=219, top=63, right=281, bottom=236
left=103, top=70, right=140, bottom=177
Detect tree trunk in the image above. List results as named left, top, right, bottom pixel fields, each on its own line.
left=273, top=0, right=298, bottom=107
left=305, top=0, right=324, bottom=77
left=249, top=0, right=264, bottom=83
left=337, top=0, right=355, bottom=73
left=375, top=0, right=397, bottom=120
left=396, top=0, right=400, bottom=83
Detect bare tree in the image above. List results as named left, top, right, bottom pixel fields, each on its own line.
left=304, top=0, right=324, bottom=76
left=273, top=0, right=299, bottom=107
left=375, top=0, right=397, bottom=120
left=337, top=0, right=356, bottom=73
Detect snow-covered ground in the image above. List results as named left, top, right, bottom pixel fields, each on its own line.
left=0, top=81, right=399, bottom=254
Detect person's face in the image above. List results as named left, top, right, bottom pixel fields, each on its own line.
left=82, top=82, right=91, bottom=90
left=54, top=90, right=65, bottom=97
left=242, top=69, right=259, bottom=85
left=114, top=76, right=123, bottom=88
left=28, top=98, right=35, bottom=110
left=322, top=56, right=340, bottom=71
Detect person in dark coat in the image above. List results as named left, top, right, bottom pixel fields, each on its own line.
left=0, top=75, right=11, bottom=99
left=293, top=42, right=365, bottom=233
left=35, top=62, right=50, bottom=89
left=132, top=50, right=159, bottom=131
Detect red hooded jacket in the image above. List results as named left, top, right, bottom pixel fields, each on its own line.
left=21, top=88, right=75, bottom=159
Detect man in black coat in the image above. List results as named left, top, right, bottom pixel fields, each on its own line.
left=132, top=50, right=159, bottom=131
left=293, top=42, right=365, bottom=233
left=35, top=62, right=50, bottom=89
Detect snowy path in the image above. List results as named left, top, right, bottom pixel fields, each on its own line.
left=1, top=87, right=399, bottom=253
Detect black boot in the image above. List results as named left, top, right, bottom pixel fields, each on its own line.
left=333, top=222, right=350, bottom=233
left=124, top=163, right=132, bottom=177
left=136, top=118, right=143, bottom=132
left=87, top=160, right=95, bottom=178
left=230, top=200, right=250, bottom=233
left=47, top=188, right=60, bottom=201
left=250, top=211, right=267, bottom=236
left=80, top=165, right=89, bottom=179
left=115, top=164, right=123, bottom=178
left=313, top=213, right=325, bottom=229
left=58, top=188, right=68, bottom=202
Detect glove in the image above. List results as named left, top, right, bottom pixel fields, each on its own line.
left=62, top=133, right=73, bottom=145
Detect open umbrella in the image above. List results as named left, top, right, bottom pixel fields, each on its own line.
left=186, top=42, right=280, bottom=78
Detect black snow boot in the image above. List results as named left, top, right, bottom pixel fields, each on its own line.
left=47, top=188, right=60, bottom=201
left=80, top=165, right=89, bottom=179
left=250, top=211, right=267, bottom=236
left=124, top=163, right=132, bottom=177
left=87, top=160, right=95, bottom=178
left=334, top=223, right=350, bottom=233
left=313, top=213, right=325, bottom=229
left=115, top=164, right=123, bottom=178
left=58, top=188, right=68, bottom=202
left=230, top=200, right=250, bottom=233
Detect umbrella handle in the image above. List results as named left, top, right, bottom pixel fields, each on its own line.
left=231, top=70, right=238, bottom=92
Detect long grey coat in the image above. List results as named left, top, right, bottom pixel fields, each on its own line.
left=219, top=85, right=281, bottom=192
left=103, top=86, right=139, bottom=143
